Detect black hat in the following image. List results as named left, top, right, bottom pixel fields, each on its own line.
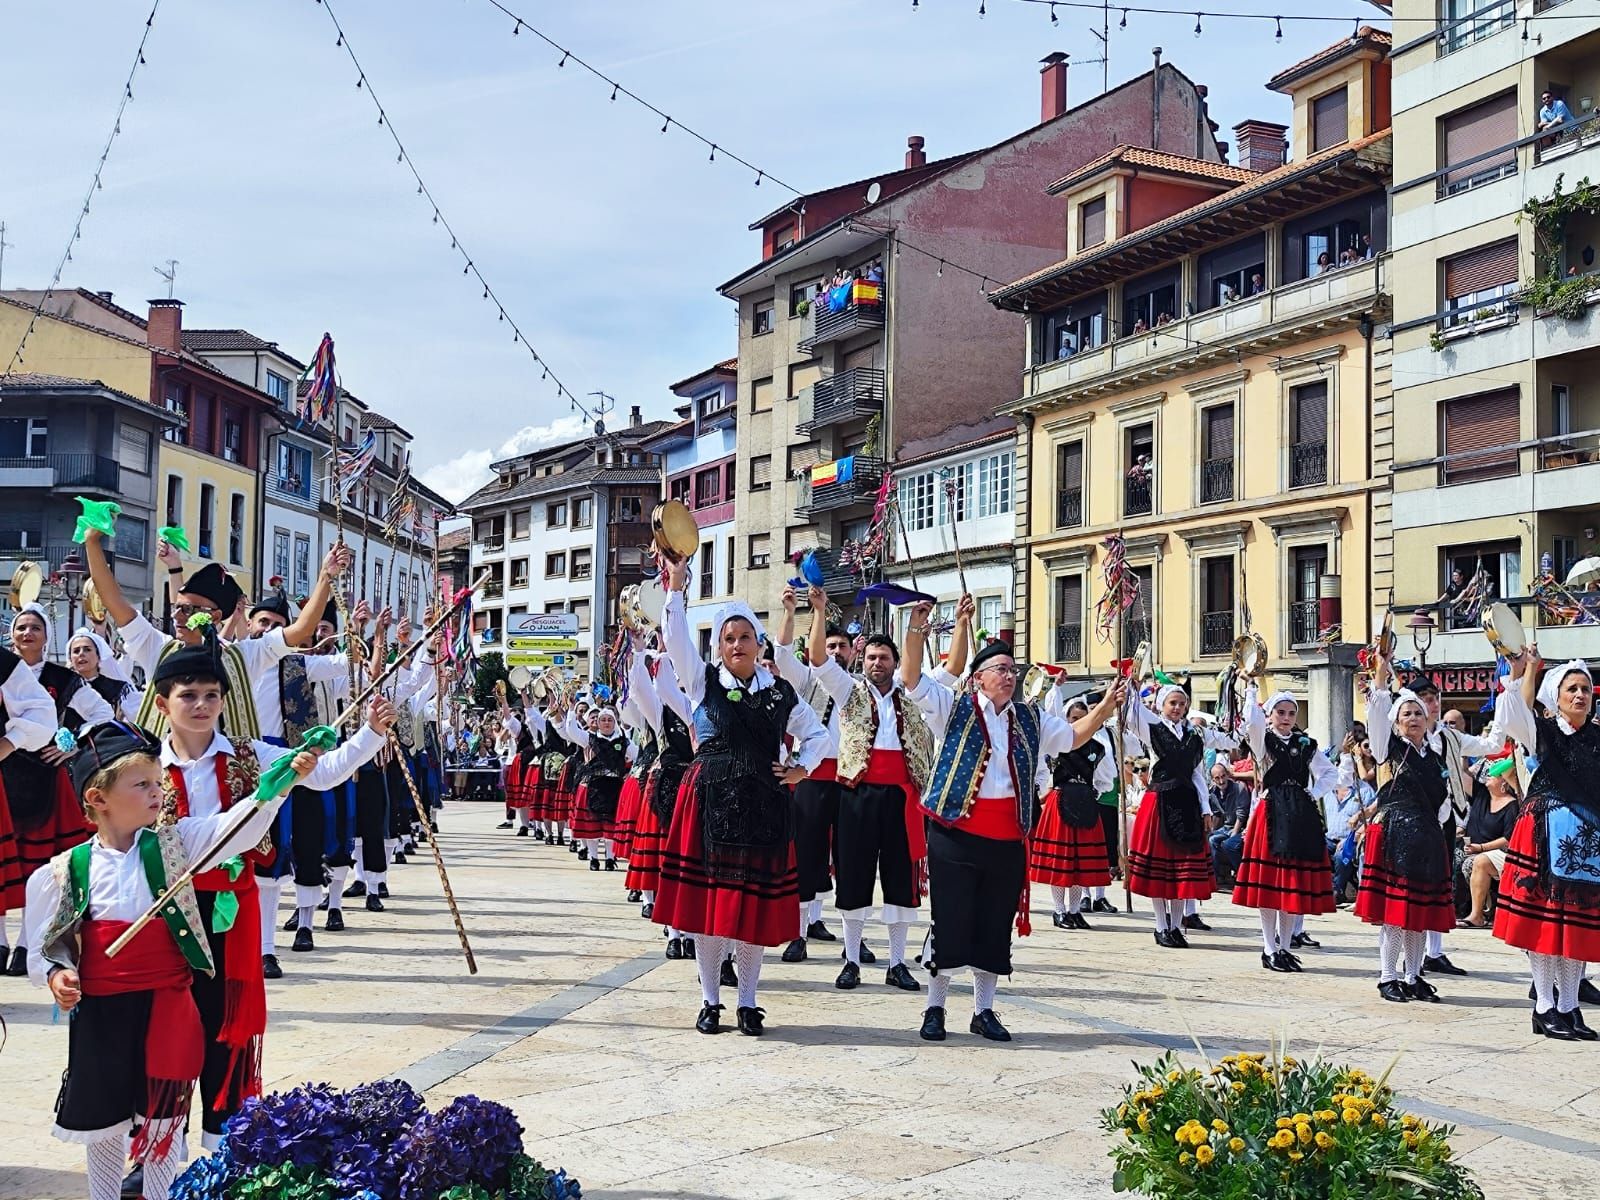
left=320, top=598, right=339, bottom=630
left=179, top=563, right=243, bottom=615
left=69, top=720, right=162, bottom=797
left=970, top=639, right=1017, bottom=674
left=249, top=591, right=293, bottom=621
left=1408, top=675, right=1440, bottom=698
left=152, top=622, right=231, bottom=694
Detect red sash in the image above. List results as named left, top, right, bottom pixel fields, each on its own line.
left=810, top=757, right=838, bottom=783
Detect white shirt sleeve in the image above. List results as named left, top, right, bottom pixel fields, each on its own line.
left=815, top=657, right=857, bottom=708
left=1494, top=686, right=1536, bottom=751
left=68, top=680, right=117, bottom=727
left=654, top=655, right=694, bottom=727
left=1366, top=689, right=1395, bottom=764
left=1452, top=722, right=1506, bottom=759
left=662, top=591, right=704, bottom=710
left=392, top=649, right=437, bottom=706
left=524, top=706, right=549, bottom=738
left=1038, top=708, right=1085, bottom=759
left=561, top=713, right=592, bottom=749
left=1092, top=730, right=1118, bottom=794
left=769, top=641, right=815, bottom=692
left=24, top=864, right=67, bottom=985
left=1123, top=700, right=1159, bottom=753
left=1, top=661, right=58, bottom=751
left=786, top=694, right=829, bottom=775
left=906, top=673, right=956, bottom=745
left=119, top=612, right=170, bottom=679
left=504, top=714, right=522, bottom=742
left=629, top=654, right=662, bottom=732
left=1242, top=686, right=1266, bottom=760
left=248, top=724, right=384, bottom=798
left=1306, top=748, right=1341, bottom=802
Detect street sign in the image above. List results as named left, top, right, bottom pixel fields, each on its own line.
left=506, top=652, right=571, bottom=668
left=505, top=636, right=579, bottom=652
left=507, top=612, right=579, bottom=636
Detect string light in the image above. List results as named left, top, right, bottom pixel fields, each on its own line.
left=1274, top=16, right=1282, bottom=41
left=2, top=0, right=164, bottom=385
left=1049, top=3, right=1058, bottom=24
left=1120, top=8, right=1127, bottom=28
left=995, top=0, right=1591, bottom=26
left=1193, top=13, right=1202, bottom=37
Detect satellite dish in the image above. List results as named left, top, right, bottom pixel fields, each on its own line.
left=866, top=181, right=882, bottom=204
left=593, top=418, right=605, bottom=437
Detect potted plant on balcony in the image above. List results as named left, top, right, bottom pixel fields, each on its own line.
left=1518, top=174, right=1600, bottom=321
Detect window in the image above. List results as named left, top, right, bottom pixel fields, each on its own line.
left=1080, top=196, right=1107, bottom=249
left=1121, top=565, right=1153, bottom=655
left=294, top=535, right=311, bottom=595
left=1124, top=423, right=1155, bottom=516
left=512, top=509, right=531, bottom=539
left=669, top=475, right=691, bottom=503
left=788, top=359, right=822, bottom=400
left=752, top=299, right=775, bottom=336
left=571, top=598, right=591, bottom=631
left=695, top=468, right=720, bottom=508
left=1055, top=575, right=1084, bottom=661
left=1441, top=0, right=1516, bottom=55
left=273, top=529, right=291, bottom=582
left=1121, top=269, right=1178, bottom=335
left=274, top=441, right=310, bottom=498
left=510, top=558, right=530, bottom=588
left=198, top=484, right=215, bottom=559
left=1440, top=92, right=1517, bottom=195
left=939, top=469, right=964, bottom=525
left=544, top=600, right=566, bottom=615
left=1201, top=405, right=1235, bottom=503
left=545, top=551, right=567, bottom=577
left=788, top=527, right=821, bottom=560
left=748, top=532, right=771, bottom=569
left=265, top=371, right=292, bottom=404
left=698, top=626, right=714, bottom=659
left=1289, top=383, right=1328, bottom=487
left=748, top=453, right=772, bottom=493
left=398, top=572, right=410, bottom=619
left=411, top=572, right=421, bottom=621
left=751, top=376, right=775, bottom=413
left=979, top=596, right=1003, bottom=636
left=1290, top=547, right=1327, bottom=645
left=571, top=548, right=592, bottom=580
left=697, top=388, right=730, bottom=419
left=1036, top=293, right=1107, bottom=364
left=546, top=501, right=567, bottom=527
left=788, top=442, right=822, bottom=475
left=1551, top=383, right=1573, bottom=437
left=1441, top=389, right=1519, bottom=484
left=163, top=384, right=188, bottom=443
left=1443, top=239, right=1518, bottom=327
left=573, top=497, right=593, bottom=528
left=1197, top=237, right=1266, bottom=310
left=1284, top=194, right=1382, bottom=282
left=113, top=516, right=149, bottom=562
left=0, top=416, right=46, bottom=458
left=373, top=560, right=384, bottom=602
left=118, top=424, right=151, bottom=475
left=973, top=452, right=1012, bottom=518
left=725, top=534, right=735, bottom=594
left=616, top=496, right=644, bottom=522
left=898, top=471, right=935, bottom=531
left=1553, top=536, right=1579, bottom=584
left=1311, top=86, right=1348, bottom=152
left=222, top=406, right=245, bottom=465
left=1056, top=441, right=1084, bottom=528
left=723, top=461, right=736, bottom=500
left=770, top=222, right=796, bottom=253
left=1201, top=558, right=1235, bottom=655
left=699, top=540, right=715, bottom=600
left=790, top=280, right=820, bottom=316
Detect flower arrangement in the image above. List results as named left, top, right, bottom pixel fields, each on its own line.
left=1101, top=1047, right=1482, bottom=1200
left=170, top=1081, right=580, bottom=1200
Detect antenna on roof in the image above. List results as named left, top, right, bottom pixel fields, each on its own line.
left=154, top=258, right=178, bottom=299
left=0, top=222, right=12, bottom=290
left=587, top=390, right=617, bottom=438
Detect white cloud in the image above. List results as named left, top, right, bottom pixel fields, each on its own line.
left=419, top=414, right=590, bottom=503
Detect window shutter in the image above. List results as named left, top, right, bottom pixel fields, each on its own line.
left=790, top=442, right=822, bottom=473
left=1204, top=405, right=1234, bottom=460
left=1292, top=383, right=1328, bottom=445
left=192, top=396, right=214, bottom=452
left=1442, top=389, right=1520, bottom=483
left=751, top=454, right=772, bottom=487
left=1441, top=93, right=1517, bottom=189
left=1136, top=566, right=1154, bottom=629
left=1444, top=239, right=1518, bottom=299
left=1057, top=441, right=1083, bottom=487
left=789, top=360, right=822, bottom=396
left=1081, top=197, right=1106, bottom=248
left=1057, top=575, right=1082, bottom=626
left=788, top=528, right=821, bottom=555
left=1313, top=88, right=1348, bottom=151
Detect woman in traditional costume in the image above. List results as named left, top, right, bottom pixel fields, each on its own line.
left=1031, top=694, right=1117, bottom=930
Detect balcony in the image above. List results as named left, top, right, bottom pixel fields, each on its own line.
left=1056, top=489, right=1083, bottom=529
left=1201, top=458, right=1233, bottom=504
left=1201, top=611, right=1235, bottom=656
left=1124, top=474, right=1153, bottom=517
left=796, top=368, right=884, bottom=436
left=798, top=545, right=881, bottom=602
left=0, top=453, right=120, bottom=494
left=478, top=533, right=505, bottom=554
left=1535, top=110, right=1600, bottom=168
left=1436, top=0, right=1514, bottom=57
left=1055, top=624, right=1083, bottom=663
left=793, top=456, right=886, bottom=517
left=1290, top=599, right=1321, bottom=647
left=797, top=282, right=885, bottom=354
left=266, top=473, right=315, bottom=507
left=1290, top=442, right=1328, bottom=488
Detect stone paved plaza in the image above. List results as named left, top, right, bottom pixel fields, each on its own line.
left=2, top=801, right=1596, bottom=1199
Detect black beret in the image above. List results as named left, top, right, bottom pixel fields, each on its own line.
left=69, top=721, right=162, bottom=797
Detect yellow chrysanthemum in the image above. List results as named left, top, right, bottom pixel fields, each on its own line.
left=1316, top=1110, right=1337, bottom=1123
left=1401, top=1114, right=1421, bottom=1130
left=1293, top=1113, right=1311, bottom=1124
left=1296, top=1125, right=1313, bottom=1145
left=1212, top=1119, right=1230, bottom=1133
left=1180, top=1152, right=1193, bottom=1166
left=1231, top=1081, right=1246, bottom=1093
left=1342, top=1109, right=1362, bottom=1126
left=1370, top=1114, right=1387, bottom=1129
left=1168, top=1069, right=1182, bottom=1082
left=1275, top=1117, right=1295, bottom=1130
left=1137, top=1113, right=1151, bottom=1133
left=1315, top=1132, right=1335, bottom=1151
left=1195, top=1145, right=1215, bottom=1166
left=1289, top=1151, right=1304, bottom=1163
left=1229, top=1137, right=1246, bottom=1154
left=1403, top=1131, right=1420, bottom=1150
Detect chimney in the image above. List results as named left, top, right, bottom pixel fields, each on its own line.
left=1039, top=52, right=1068, bottom=122
left=146, top=298, right=184, bottom=352
left=905, top=135, right=926, bottom=169
left=629, top=404, right=642, bottom=428
left=96, top=291, right=114, bottom=303
left=1233, top=120, right=1289, bottom=174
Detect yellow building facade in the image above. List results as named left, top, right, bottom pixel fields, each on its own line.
left=992, top=30, right=1394, bottom=724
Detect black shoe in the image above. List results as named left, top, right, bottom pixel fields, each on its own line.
left=781, top=938, right=807, bottom=963
left=366, top=895, right=385, bottom=913
left=682, top=937, right=695, bottom=958
left=5, top=946, right=25, bottom=976
left=578, top=846, right=589, bottom=861
left=1052, top=912, right=1069, bottom=929
left=516, top=827, right=529, bottom=837
left=1068, top=912, right=1092, bottom=931
left=392, top=850, right=407, bottom=864
left=736, top=1005, right=766, bottom=1036
left=292, top=927, right=315, bottom=953
left=641, top=903, right=655, bottom=920
left=377, top=883, right=390, bottom=898
left=665, top=937, right=684, bottom=960
left=1182, top=914, right=1211, bottom=932
left=556, top=835, right=567, bottom=847
left=1273, top=950, right=1303, bottom=973
left=1581, top=979, right=1600, bottom=1006
left=1568, top=1008, right=1599, bottom=1041
left=283, top=912, right=300, bottom=932
left=589, top=859, right=600, bottom=872
left=403, top=842, right=417, bottom=855
left=1093, top=898, right=1117, bottom=914
left=262, top=954, right=283, bottom=980
left=858, top=942, right=878, bottom=965
left=534, top=828, right=547, bottom=841
left=1291, top=932, right=1321, bottom=949
left=806, top=920, right=837, bottom=942
left=497, top=820, right=514, bottom=829
left=1533, top=1008, right=1579, bottom=1040
left=605, top=859, right=618, bottom=872
left=1079, top=898, right=1093, bottom=914
left=969, top=1009, right=1012, bottom=1042
left=835, top=961, right=861, bottom=990
left=342, top=881, right=367, bottom=898
left=1262, top=952, right=1291, bottom=972
left=1168, top=928, right=1191, bottom=948
left=1154, top=929, right=1174, bottom=948
left=696, top=1003, right=724, bottom=1034
left=325, top=910, right=345, bottom=932
left=1423, top=954, right=1467, bottom=977
left=920, top=1006, right=947, bottom=1041
left=121, top=1166, right=143, bottom=1198
left=317, top=896, right=330, bottom=911
left=1405, top=977, right=1441, bottom=1003
left=721, top=958, right=738, bottom=989
left=1378, top=980, right=1410, bottom=1003
left=627, top=890, right=642, bottom=903
left=885, top=963, right=921, bottom=991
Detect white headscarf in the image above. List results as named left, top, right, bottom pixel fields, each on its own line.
left=68, top=627, right=130, bottom=683
left=1265, top=690, right=1298, bottom=716
left=710, top=601, right=766, bottom=666
left=1391, top=688, right=1425, bottom=727
left=12, top=602, right=52, bottom=651
left=595, top=706, right=618, bottom=727
left=1537, top=659, right=1592, bottom=716
left=1154, top=683, right=1187, bottom=713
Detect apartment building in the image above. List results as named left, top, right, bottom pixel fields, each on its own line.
left=1387, top=0, right=1600, bottom=712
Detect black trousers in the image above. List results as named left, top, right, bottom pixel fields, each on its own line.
left=289, top=785, right=355, bottom=887
left=835, top=782, right=916, bottom=912
left=791, top=778, right=839, bottom=903
left=355, top=763, right=389, bottom=873
left=926, top=823, right=1025, bottom=977
left=192, top=894, right=250, bottom=1136
left=1100, top=803, right=1120, bottom=871
left=55, top=991, right=172, bottom=1135
left=385, top=758, right=414, bottom=838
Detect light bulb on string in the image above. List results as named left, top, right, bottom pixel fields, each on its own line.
left=709, top=145, right=717, bottom=162
left=937, top=260, right=944, bottom=278
left=661, top=117, right=671, bottom=133
left=1274, top=16, right=1283, bottom=40
left=610, top=85, right=618, bottom=101
left=1119, top=9, right=1127, bottom=29
left=1193, top=13, right=1202, bottom=37
left=513, top=19, right=520, bottom=35
left=978, top=1, right=986, bottom=15
left=558, top=51, right=569, bottom=67
left=1350, top=19, right=1360, bottom=43
left=754, top=171, right=763, bottom=186
left=336, top=33, right=342, bottom=46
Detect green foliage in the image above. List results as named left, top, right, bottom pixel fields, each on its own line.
left=1102, top=1050, right=1483, bottom=1200
left=1518, top=272, right=1595, bottom=320
left=1516, top=174, right=1600, bottom=322
left=229, top=1164, right=341, bottom=1200
left=1428, top=329, right=1446, bottom=353
left=472, top=651, right=509, bottom=710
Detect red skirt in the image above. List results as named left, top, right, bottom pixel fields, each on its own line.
left=1231, top=803, right=1335, bottom=915
left=529, top=762, right=560, bottom=823
left=652, top=761, right=798, bottom=946
left=1353, top=821, right=1455, bottom=933
left=570, top=778, right=623, bottom=843
left=1494, top=808, right=1600, bottom=960
left=1029, top=791, right=1112, bottom=888
left=0, top=766, right=91, bottom=912
left=624, top=772, right=669, bottom=891
left=505, top=760, right=530, bottom=810
left=1126, top=792, right=1213, bottom=901
left=612, top=776, right=645, bottom=858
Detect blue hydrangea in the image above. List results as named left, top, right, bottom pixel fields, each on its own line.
left=395, top=1095, right=524, bottom=1200
left=168, top=1145, right=233, bottom=1200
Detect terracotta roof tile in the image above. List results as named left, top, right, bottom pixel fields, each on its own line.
left=1048, top=145, right=1252, bottom=195
left=0, top=372, right=150, bottom=406
left=1268, top=27, right=1391, bottom=92
left=439, top=528, right=470, bottom=552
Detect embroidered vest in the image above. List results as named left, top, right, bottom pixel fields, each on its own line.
left=157, top=739, right=266, bottom=848
left=837, top=683, right=934, bottom=797
left=278, top=655, right=319, bottom=745
left=39, top=660, right=89, bottom=730
left=922, top=692, right=1041, bottom=832
left=137, top=639, right=260, bottom=740
left=36, top=827, right=214, bottom=976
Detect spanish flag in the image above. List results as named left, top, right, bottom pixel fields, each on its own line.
left=852, top=280, right=882, bottom=305
left=811, top=460, right=839, bottom=486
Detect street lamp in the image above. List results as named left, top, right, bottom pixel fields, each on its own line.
left=1407, top=608, right=1437, bottom=670
left=58, top=547, right=87, bottom=662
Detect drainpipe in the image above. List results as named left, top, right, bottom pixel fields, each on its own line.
left=1358, top=310, right=1375, bottom=618
left=1151, top=47, right=1163, bottom=149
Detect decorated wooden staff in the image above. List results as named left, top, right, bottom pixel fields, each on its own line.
left=106, top=574, right=490, bottom=959
left=1096, top=533, right=1140, bottom=913
left=939, top=468, right=970, bottom=597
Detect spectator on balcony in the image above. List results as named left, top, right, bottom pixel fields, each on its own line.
left=1537, top=90, right=1574, bottom=135
left=1219, top=283, right=1238, bottom=304
left=1130, top=317, right=1148, bottom=336
left=866, top=260, right=884, bottom=283
left=1155, top=312, right=1173, bottom=328
left=1311, top=251, right=1333, bottom=277
left=1338, top=247, right=1358, bottom=268
left=1248, top=272, right=1265, bottom=296
left=1361, top=234, right=1375, bottom=261
left=1127, top=453, right=1153, bottom=486
left=1056, top=328, right=1078, bottom=360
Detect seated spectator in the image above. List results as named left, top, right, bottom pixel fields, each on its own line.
left=1056, top=328, right=1078, bottom=360
left=1248, top=272, right=1265, bottom=296
left=1219, top=283, right=1238, bottom=304
left=1132, top=317, right=1148, bottom=335
left=1155, top=311, right=1173, bottom=327
left=1311, top=251, right=1332, bottom=277
left=1322, top=769, right=1368, bottom=905
left=1207, top=760, right=1251, bottom=887
left=1338, top=247, right=1357, bottom=268
left=1537, top=89, right=1574, bottom=134
left=1459, top=768, right=1519, bottom=927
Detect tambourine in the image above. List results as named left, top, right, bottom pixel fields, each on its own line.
left=1481, top=601, right=1526, bottom=658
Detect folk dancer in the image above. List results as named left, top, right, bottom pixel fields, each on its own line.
left=653, top=561, right=827, bottom=1035
left=559, top=702, right=635, bottom=871
left=1031, top=691, right=1117, bottom=930
left=1234, top=688, right=1340, bottom=972
left=902, top=595, right=1126, bottom=1042
left=624, top=649, right=696, bottom=957
left=67, top=629, right=141, bottom=721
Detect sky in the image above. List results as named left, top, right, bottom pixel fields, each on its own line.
left=0, top=0, right=1391, bottom=504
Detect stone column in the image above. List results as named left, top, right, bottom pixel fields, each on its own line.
left=1303, top=642, right=1361, bottom=748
